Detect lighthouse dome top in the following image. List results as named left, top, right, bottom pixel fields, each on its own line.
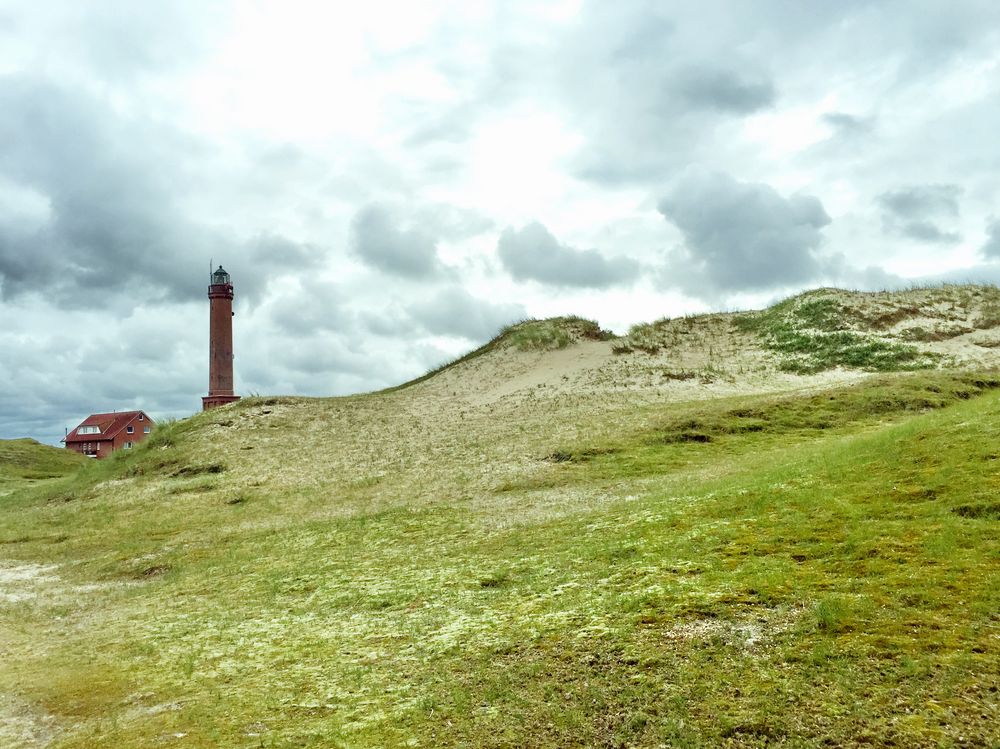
left=211, top=265, right=231, bottom=286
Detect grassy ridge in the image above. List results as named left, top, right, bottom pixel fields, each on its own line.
left=1, top=371, right=998, bottom=747
left=381, top=316, right=611, bottom=393
left=0, top=438, right=86, bottom=496
left=735, top=296, right=939, bottom=373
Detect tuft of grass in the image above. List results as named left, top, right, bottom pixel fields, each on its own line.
left=506, top=320, right=574, bottom=350
left=952, top=502, right=1000, bottom=520
left=620, top=322, right=663, bottom=354
left=505, top=317, right=611, bottom=351
left=974, top=300, right=1000, bottom=329
left=898, top=324, right=972, bottom=342
left=812, top=596, right=855, bottom=633
left=478, top=570, right=511, bottom=588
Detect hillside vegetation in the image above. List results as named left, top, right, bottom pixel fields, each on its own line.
left=2, top=286, right=1000, bottom=748
left=0, top=439, right=87, bottom=497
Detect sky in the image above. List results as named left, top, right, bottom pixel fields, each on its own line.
left=2, top=0, right=1000, bottom=443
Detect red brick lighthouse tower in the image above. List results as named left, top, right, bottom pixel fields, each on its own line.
left=202, top=265, right=241, bottom=411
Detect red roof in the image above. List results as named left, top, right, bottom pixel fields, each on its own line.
left=63, top=411, right=153, bottom=443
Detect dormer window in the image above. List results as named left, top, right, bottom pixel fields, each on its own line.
left=78, top=425, right=100, bottom=435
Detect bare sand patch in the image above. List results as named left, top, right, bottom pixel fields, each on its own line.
left=0, top=693, right=56, bottom=749
left=0, top=563, right=59, bottom=603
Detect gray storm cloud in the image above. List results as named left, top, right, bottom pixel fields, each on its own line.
left=0, top=76, right=319, bottom=306
left=497, top=222, right=641, bottom=289
left=349, top=204, right=443, bottom=279
left=554, top=6, right=781, bottom=185
left=981, top=219, right=1000, bottom=259
left=658, top=170, right=831, bottom=293
left=877, top=184, right=963, bottom=244
left=821, top=112, right=874, bottom=136
left=672, top=66, right=776, bottom=113
left=268, top=280, right=352, bottom=337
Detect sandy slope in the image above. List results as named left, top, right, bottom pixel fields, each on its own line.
left=408, top=286, right=1000, bottom=420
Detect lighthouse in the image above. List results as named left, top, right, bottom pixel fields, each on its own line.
left=202, top=265, right=241, bottom=411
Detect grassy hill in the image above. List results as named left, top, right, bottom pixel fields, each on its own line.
left=0, top=439, right=87, bottom=497
left=2, top=286, right=1000, bottom=748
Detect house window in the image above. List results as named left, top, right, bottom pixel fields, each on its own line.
left=78, top=425, right=100, bottom=435
left=139, top=414, right=144, bottom=421
left=144, top=426, right=151, bottom=434
left=124, top=441, right=134, bottom=449
left=127, top=426, right=134, bottom=434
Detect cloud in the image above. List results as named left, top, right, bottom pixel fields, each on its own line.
left=567, top=42, right=778, bottom=185
left=497, top=222, right=641, bottom=288
left=978, top=218, right=1000, bottom=260
left=877, top=185, right=961, bottom=217
left=267, top=279, right=353, bottom=338
left=404, top=6, right=780, bottom=188
left=657, top=169, right=831, bottom=293
left=911, top=263, right=1000, bottom=287
left=821, top=112, right=874, bottom=136
left=554, top=6, right=781, bottom=185
left=0, top=75, right=319, bottom=306
left=0, top=1, right=229, bottom=82
left=819, top=254, right=904, bottom=291
left=0, top=298, right=205, bottom=443
left=269, top=337, right=372, bottom=377
left=413, top=204, right=495, bottom=241
left=407, top=287, right=526, bottom=341
left=349, top=204, right=443, bottom=279
left=673, top=66, right=776, bottom=113
left=0, top=77, right=182, bottom=299
left=877, top=184, right=963, bottom=243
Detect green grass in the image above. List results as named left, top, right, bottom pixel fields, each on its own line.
left=1, top=371, right=1000, bottom=747
left=505, top=371, right=1000, bottom=488
left=0, top=438, right=87, bottom=494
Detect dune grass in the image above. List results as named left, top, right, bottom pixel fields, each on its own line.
left=734, top=295, right=939, bottom=374
left=1, top=370, right=999, bottom=747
